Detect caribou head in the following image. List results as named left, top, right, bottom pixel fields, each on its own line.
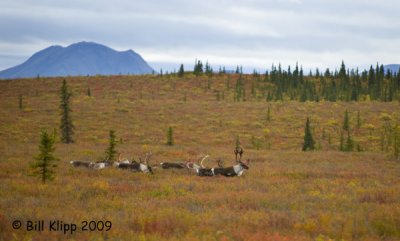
left=138, top=152, right=154, bottom=174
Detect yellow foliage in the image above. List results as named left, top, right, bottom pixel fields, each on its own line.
left=380, top=113, right=393, bottom=122
left=326, top=119, right=339, bottom=127
left=303, top=219, right=317, bottom=234
left=364, top=123, right=375, bottom=130
left=92, top=180, right=109, bottom=191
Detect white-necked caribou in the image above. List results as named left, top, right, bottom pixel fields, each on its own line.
left=113, top=152, right=153, bottom=174
left=187, top=148, right=250, bottom=177
left=70, top=159, right=108, bottom=170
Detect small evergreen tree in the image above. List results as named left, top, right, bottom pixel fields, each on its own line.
left=87, top=87, right=91, bottom=97
left=178, top=64, right=184, bottom=77
left=393, top=128, right=400, bottom=160
left=30, top=130, right=58, bottom=184
left=235, top=66, right=240, bottom=74
left=193, top=60, right=203, bottom=76
left=60, top=79, right=74, bottom=143
left=167, top=126, right=174, bottom=146
left=267, top=106, right=271, bottom=122
left=302, top=117, right=315, bottom=151
left=344, top=130, right=354, bottom=152
left=339, top=131, right=344, bottom=151
left=105, top=130, right=117, bottom=164
left=342, top=109, right=350, bottom=131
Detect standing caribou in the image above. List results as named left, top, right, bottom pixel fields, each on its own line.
left=187, top=148, right=250, bottom=177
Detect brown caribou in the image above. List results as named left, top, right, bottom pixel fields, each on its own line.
left=114, top=152, right=153, bottom=174
left=187, top=148, right=250, bottom=177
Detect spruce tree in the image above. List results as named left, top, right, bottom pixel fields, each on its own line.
left=342, top=109, right=350, bottom=131
left=394, top=128, right=400, bottom=160
left=302, top=117, right=315, bottom=151
left=87, top=87, right=91, bottom=97
left=30, top=130, right=58, bottom=184
left=344, top=130, right=354, bottom=152
left=193, top=60, right=203, bottom=76
left=167, top=126, right=174, bottom=146
left=339, top=131, right=344, bottom=151
left=266, top=106, right=271, bottom=122
left=60, top=79, right=74, bottom=143
left=178, top=64, right=184, bottom=77
left=105, top=130, right=117, bottom=164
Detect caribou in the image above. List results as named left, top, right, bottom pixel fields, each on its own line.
left=187, top=148, right=250, bottom=177
left=160, top=155, right=212, bottom=170
left=159, top=162, right=186, bottom=169
left=186, top=155, right=214, bottom=176
left=70, top=160, right=107, bottom=170
left=113, top=153, right=135, bottom=168
left=114, top=152, right=153, bottom=174
left=211, top=159, right=250, bottom=177
left=70, top=160, right=93, bottom=168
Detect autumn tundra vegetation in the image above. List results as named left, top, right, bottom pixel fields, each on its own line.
left=0, top=61, right=400, bottom=240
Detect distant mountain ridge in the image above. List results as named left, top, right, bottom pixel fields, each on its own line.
left=0, top=42, right=154, bottom=79
left=384, top=64, right=400, bottom=74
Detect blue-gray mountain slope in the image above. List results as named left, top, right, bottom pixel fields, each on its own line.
left=384, top=64, right=400, bottom=74
left=0, top=42, right=154, bottom=79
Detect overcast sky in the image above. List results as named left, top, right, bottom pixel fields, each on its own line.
left=1, top=0, right=399, bottom=72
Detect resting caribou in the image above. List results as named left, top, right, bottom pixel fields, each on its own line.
left=188, top=148, right=250, bottom=177
left=70, top=160, right=107, bottom=170
left=113, top=153, right=135, bottom=168
left=114, top=152, right=153, bottom=174
left=211, top=159, right=250, bottom=177
left=70, top=160, right=93, bottom=168
left=186, top=155, right=214, bottom=176
left=159, top=162, right=186, bottom=169
left=160, top=155, right=212, bottom=170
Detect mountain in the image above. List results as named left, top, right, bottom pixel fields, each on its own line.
left=384, top=64, right=400, bottom=74
left=0, top=42, right=154, bottom=79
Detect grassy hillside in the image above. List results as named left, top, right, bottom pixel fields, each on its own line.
left=0, top=74, right=399, bottom=241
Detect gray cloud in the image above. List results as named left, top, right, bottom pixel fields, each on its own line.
left=0, top=0, right=399, bottom=72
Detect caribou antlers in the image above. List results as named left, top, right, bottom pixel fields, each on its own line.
left=199, top=155, right=210, bottom=168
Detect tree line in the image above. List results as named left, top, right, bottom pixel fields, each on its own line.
left=174, top=61, right=400, bottom=102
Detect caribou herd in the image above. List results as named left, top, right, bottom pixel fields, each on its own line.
left=70, top=147, right=250, bottom=177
